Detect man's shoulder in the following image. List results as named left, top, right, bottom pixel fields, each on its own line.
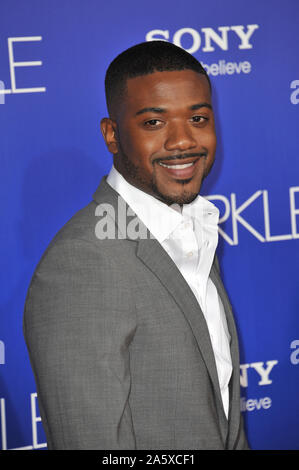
left=49, top=199, right=100, bottom=247
left=26, top=194, right=135, bottom=297
left=46, top=176, right=119, bottom=249
left=32, top=179, right=125, bottom=275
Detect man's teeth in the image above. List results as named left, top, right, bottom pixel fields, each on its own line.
left=159, top=162, right=194, bottom=169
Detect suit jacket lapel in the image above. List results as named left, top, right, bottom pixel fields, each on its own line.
left=136, top=238, right=227, bottom=424
left=210, top=262, right=241, bottom=448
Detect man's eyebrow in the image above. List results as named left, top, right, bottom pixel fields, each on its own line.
left=190, top=102, right=213, bottom=111
left=135, top=103, right=212, bottom=116
left=135, top=103, right=213, bottom=116
left=135, top=107, right=166, bottom=116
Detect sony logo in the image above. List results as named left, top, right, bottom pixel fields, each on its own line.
left=146, top=25, right=259, bottom=54
left=240, top=360, right=278, bottom=388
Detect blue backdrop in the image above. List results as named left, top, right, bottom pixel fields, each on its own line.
left=0, top=0, right=298, bottom=450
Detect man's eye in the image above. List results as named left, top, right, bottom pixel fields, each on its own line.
left=144, top=119, right=161, bottom=127
left=191, top=115, right=207, bottom=123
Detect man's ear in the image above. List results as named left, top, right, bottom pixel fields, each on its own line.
left=100, top=118, right=118, bottom=154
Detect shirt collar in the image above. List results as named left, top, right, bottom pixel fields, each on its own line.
left=106, top=165, right=219, bottom=242
left=183, top=191, right=219, bottom=226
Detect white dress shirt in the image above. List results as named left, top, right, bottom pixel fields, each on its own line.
left=107, top=165, right=232, bottom=418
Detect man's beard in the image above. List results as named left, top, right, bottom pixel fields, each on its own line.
left=116, top=148, right=202, bottom=206
left=151, top=178, right=200, bottom=206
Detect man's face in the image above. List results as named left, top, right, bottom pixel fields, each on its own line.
left=102, top=69, right=216, bottom=205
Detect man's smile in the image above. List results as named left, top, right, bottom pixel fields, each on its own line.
left=154, top=152, right=207, bottom=180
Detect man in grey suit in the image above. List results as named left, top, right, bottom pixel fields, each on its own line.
left=23, top=41, right=249, bottom=450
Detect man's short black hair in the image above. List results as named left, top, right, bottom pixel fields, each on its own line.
left=105, top=40, right=211, bottom=117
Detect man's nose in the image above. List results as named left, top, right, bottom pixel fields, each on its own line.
left=164, top=122, right=197, bottom=152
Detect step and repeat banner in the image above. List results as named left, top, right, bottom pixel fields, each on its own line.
left=0, top=0, right=298, bottom=450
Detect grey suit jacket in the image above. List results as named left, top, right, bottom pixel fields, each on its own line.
left=23, top=177, right=249, bottom=450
